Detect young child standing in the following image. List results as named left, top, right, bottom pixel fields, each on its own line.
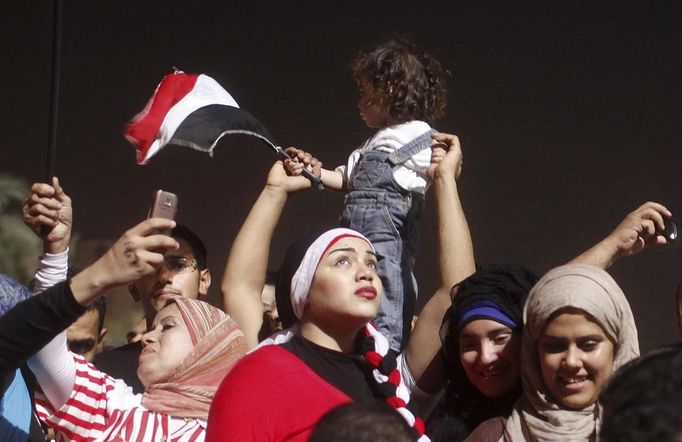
left=286, top=38, right=448, bottom=351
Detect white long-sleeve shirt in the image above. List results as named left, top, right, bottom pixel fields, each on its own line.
left=28, top=253, right=207, bottom=441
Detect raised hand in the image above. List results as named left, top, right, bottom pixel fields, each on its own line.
left=22, top=177, right=73, bottom=254
left=571, top=201, right=673, bottom=268
left=266, top=160, right=316, bottom=195
left=606, top=202, right=672, bottom=259
left=283, top=147, right=322, bottom=178
left=70, top=218, right=178, bottom=305
left=428, top=132, right=463, bottom=181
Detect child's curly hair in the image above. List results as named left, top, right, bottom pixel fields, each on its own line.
left=352, top=38, right=448, bottom=124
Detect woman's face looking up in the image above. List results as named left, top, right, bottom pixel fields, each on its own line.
left=305, top=237, right=382, bottom=327
left=537, top=311, right=615, bottom=409
left=459, top=319, right=522, bottom=398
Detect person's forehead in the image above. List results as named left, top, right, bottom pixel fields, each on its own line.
left=460, top=318, right=512, bottom=337
left=542, top=311, right=605, bottom=335
left=326, top=237, right=373, bottom=253
left=153, top=302, right=183, bottom=324
left=169, top=237, right=196, bottom=259
left=356, top=76, right=375, bottom=91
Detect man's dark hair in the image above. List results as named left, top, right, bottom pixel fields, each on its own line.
left=265, top=270, right=278, bottom=286
left=67, top=266, right=107, bottom=333
left=309, top=402, right=416, bottom=442
left=171, top=224, right=208, bottom=270
left=352, top=37, right=448, bottom=124
left=600, top=344, right=682, bottom=442
left=89, top=296, right=107, bottom=334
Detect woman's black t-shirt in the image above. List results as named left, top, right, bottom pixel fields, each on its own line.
left=281, top=335, right=379, bottom=403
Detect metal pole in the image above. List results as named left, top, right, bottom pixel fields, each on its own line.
left=46, top=0, right=63, bottom=181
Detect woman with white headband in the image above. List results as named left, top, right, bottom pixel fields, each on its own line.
left=208, top=133, right=474, bottom=441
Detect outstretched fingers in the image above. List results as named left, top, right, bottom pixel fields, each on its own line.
left=102, top=219, right=179, bottom=285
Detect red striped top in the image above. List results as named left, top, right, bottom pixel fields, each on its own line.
left=37, top=355, right=206, bottom=442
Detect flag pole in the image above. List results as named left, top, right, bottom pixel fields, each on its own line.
left=46, top=0, right=63, bottom=181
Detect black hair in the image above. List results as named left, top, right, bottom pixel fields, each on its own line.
left=171, top=224, right=208, bottom=270
left=309, top=402, right=416, bottom=442
left=68, top=266, right=107, bottom=333
left=264, top=270, right=278, bottom=286
left=352, top=37, right=449, bottom=124
left=89, top=296, right=107, bottom=334
left=600, top=344, right=682, bottom=442
left=428, top=264, right=538, bottom=440
left=274, top=228, right=331, bottom=328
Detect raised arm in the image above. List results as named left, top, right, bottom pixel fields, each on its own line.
left=28, top=217, right=178, bottom=410
left=284, top=146, right=345, bottom=191
left=22, top=177, right=73, bottom=297
left=0, top=178, right=78, bottom=373
left=405, top=133, right=476, bottom=392
left=570, top=201, right=672, bottom=268
left=222, top=160, right=315, bottom=349
left=22, top=177, right=72, bottom=257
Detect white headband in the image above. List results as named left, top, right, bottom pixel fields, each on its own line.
left=289, top=228, right=375, bottom=319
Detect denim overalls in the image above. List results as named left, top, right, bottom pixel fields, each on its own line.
left=340, top=130, right=432, bottom=351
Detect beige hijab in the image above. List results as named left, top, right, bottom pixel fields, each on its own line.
left=141, top=297, right=247, bottom=419
left=502, top=264, right=639, bottom=441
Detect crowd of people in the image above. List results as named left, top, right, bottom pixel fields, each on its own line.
left=0, top=38, right=679, bottom=441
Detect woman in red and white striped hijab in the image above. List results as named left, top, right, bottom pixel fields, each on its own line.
left=30, top=296, right=246, bottom=441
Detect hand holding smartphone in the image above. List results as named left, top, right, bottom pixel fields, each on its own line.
left=148, top=190, right=178, bottom=235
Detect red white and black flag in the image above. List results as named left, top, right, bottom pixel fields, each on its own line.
left=125, top=71, right=276, bottom=165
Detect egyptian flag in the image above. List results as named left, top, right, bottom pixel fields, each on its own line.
left=125, top=72, right=277, bottom=165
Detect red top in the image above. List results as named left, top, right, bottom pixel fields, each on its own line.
left=207, top=345, right=352, bottom=441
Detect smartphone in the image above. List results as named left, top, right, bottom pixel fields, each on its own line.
left=662, top=218, right=678, bottom=243
left=148, top=190, right=178, bottom=233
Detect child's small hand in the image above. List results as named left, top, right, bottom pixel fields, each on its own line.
left=284, top=147, right=322, bottom=178
left=266, top=160, right=315, bottom=194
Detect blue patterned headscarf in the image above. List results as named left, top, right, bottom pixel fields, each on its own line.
left=0, top=273, right=32, bottom=316
left=0, top=274, right=34, bottom=438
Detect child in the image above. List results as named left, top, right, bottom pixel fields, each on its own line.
left=285, top=38, right=448, bottom=351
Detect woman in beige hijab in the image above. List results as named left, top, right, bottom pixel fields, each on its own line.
left=502, top=263, right=640, bottom=441
left=460, top=201, right=672, bottom=442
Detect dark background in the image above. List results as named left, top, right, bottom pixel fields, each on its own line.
left=2, top=1, right=680, bottom=351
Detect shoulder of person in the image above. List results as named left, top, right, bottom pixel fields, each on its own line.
left=464, top=416, right=507, bottom=442
left=375, top=120, right=431, bottom=141
left=229, top=345, right=305, bottom=380
left=365, top=120, right=431, bottom=149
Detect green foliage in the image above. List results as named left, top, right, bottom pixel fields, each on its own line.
left=0, top=175, right=42, bottom=284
